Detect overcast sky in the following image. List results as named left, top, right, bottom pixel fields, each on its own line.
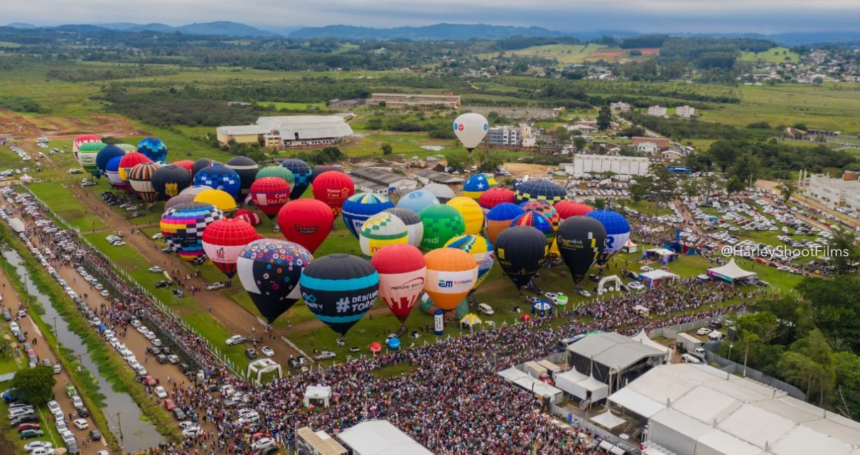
left=3, top=0, right=859, bottom=34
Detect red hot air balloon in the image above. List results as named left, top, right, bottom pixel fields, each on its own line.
left=371, top=244, right=426, bottom=325
left=555, top=201, right=593, bottom=219
left=201, top=218, right=259, bottom=278
left=277, top=199, right=333, bottom=254
left=312, top=171, right=354, bottom=216
left=250, top=177, right=290, bottom=220
left=478, top=187, right=516, bottom=212
left=235, top=209, right=262, bottom=226
left=172, top=160, right=195, bottom=173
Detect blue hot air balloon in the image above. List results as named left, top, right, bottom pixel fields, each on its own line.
left=342, top=193, right=395, bottom=239
left=137, top=137, right=168, bottom=162
left=106, top=156, right=127, bottom=191
left=586, top=209, right=631, bottom=265
left=514, top=180, right=568, bottom=205
left=300, top=254, right=380, bottom=336
left=280, top=159, right=312, bottom=200
left=485, top=202, right=525, bottom=244
left=396, top=189, right=439, bottom=214
left=96, top=145, right=127, bottom=175
left=193, top=165, right=241, bottom=199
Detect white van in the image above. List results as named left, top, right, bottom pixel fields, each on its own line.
left=681, top=354, right=702, bottom=364
left=477, top=303, right=494, bottom=315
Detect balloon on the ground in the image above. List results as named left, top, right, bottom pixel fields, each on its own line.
left=137, top=137, right=167, bottom=162
left=359, top=212, right=408, bottom=258
left=478, top=187, right=515, bottom=211
left=77, top=142, right=107, bottom=178
left=554, top=201, right=593, bottom=219
left=444, top=234, right=494, bottom=290
left=556, top=216, right=607, bottom=283
left=172, top=160, right=195, bottom=173
left=106, top=156, right=128, bottom=191
left=180, top=185, right=213, bottom=196
left=382, top=208, right=423, bottom=248
left=194, top=189, right=237, bottom=216
left=193, top=165, right=241, bottom=199
left=96, top=145, right=126, bottom=176
left=72, top=134, right=101, bottom=162
left=463, top=174, right=497, bottom=200
left=511, top=210, right=554, bottom=244
left=371, top=244, right=426, bottom=324
left=118, top=152, right=152, bottom=190
left=192, top=158, right=221, bottom=179
left=586, top=209, right=630, bottom=265
left=237, top=239, right=312, bottom=324
left=226, top=156, right=259, bottom=198
left=422, top=184, right=455, bottom=203
left=453, top=113, right=488, bottom=153
left=310, top=165, right=344, bottom=183
left=277, top=199, right=333, bottom=254
left=128, top=162, right=162, bottom=204
left=250, top=177, right=291, bottom=220
left=418, top=204, right=465, bottom=251
left=420, top=294, right=470, bottom=318
left=397, top=189, right=439, bottom=214
left=342, top=193, right=394, bottom=239
left=235, top=209, right=262, bottom=226
left=423, top=248, right=477, bottom=310
left=300, top=254, right=379, bottom=336
left=160, top=202, right=224, bottom=265
left=152, top=164, right=192, bottom=200
left=256, top=166, right=294, bottom=187
left=446, top=197, right=484, bottom=236
left=485, top=203, right=524, bottom=244
left=280, top=159, right=312, bottom=199
left=522, top=201, right=560, bottom=232
left=164, top=194, right=196, bottom=212
left=494, top=226, right=548, bottom=288
left=115, top=143, right=137, bottom=153
left=312, top=171, right=354, bottom=216
left=202, top=218, right=259, bottom=278
left=515, top=180, right=567, bottom=205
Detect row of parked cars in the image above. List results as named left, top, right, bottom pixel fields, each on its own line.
left=3, top=386, right=99, bottom=454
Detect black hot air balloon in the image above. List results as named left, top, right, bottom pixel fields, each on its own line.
left=152, top=164, right=192, bottom=200
left=192, top=158, right=222, bottom=179
left=493, top=226, right=548, bottom=289
left=300, top=254, right=379, bottom=336
left=226, top=156, right=259, bottom=200
left=556, top=216, right=606, bottom=284
left=309, top=165, right=344, bottom=183
left=237, top=239, right=313, bottom=324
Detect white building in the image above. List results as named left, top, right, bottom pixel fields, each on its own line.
left=487, top=126, right=523, bottom=146
left=337, top=420, right=433, bottom=455
left=637, top=142, right=660, bottom=154
left=611, top=102, right=631, bottom=114
left=676, top=105, right=696, bottom=118
left=805, top=173, right=860, bottom=208
left=647, top=105, right=667, bottom=117
left=350, top=168, right=418, bottom=195
left=565, top=154, right=650, bottom=177
left=217, top=115, right=354, bottom=148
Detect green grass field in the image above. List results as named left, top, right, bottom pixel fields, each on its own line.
left=739, top=47, right=800, bottom=63
left=29, top=182, right=107, bottom=231
left=478, top=43, right=637, bottom=65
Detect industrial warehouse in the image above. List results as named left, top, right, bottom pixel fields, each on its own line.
left=216, top=114, right=355, bottom=148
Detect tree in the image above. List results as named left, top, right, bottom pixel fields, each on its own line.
left=833, top=351, right=860, bottom=418
left=827, top=231, right=860, bottom=275
left=798, top=276, right=860, bottom=353
left=681, top=177, right=700, bottom=199
left=778, top=180, right=797, bottom=203
left=573, top=137, right=586, bottom=151
left=380, top=143, right=393, bottom=155
left=593, top=199, right=606, bottom=210
left=597, top=105, right=612, bottom=131
left=630, top=181, right=648, bottom=203
left=12, top=366, right=55, bottom=406
left=730, top=153, right=761, bottom=185
left=736, top=312, right=781, bottom=344
left=726, top=176, right=745, bottom=194
left=707, top=140, right=738, bottom=172
left=778, top=330, right=836, bottom=405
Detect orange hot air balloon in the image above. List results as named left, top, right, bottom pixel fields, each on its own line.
left=423, top=248, right=477, bottom=311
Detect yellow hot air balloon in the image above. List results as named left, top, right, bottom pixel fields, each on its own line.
left=446, top=196, right=484, bottom=236
left=193, top=189, right=236, bottom=216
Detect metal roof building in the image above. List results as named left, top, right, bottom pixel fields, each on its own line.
left=217, top=115, right=354, bottom=147
left=412, top=169, right=465, bottom=185
left=350, top=168, right=418, bottom=195
left=336, top=420, right=433, bottom=455
left=566, top=332, right=667, bottom=384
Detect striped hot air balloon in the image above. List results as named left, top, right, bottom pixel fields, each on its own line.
left=128, top=162, right=162, bottom=204
left=342, top=193, right=395, bottom=239
left=160, top=202, right=224, bottom=265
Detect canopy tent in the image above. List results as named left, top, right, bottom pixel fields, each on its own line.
left=598, top=440, right=627, bottom=455
left=639, top=270, right=679, bottom=288
left=707, top=259, right=757, bottom=283
left=19, top=174, right=34, bottom=184
left=630, top=330, right=671, bottom=361
left=623, top=239, right=639, bottom=253
left=645, top=248, right=676, bottom=263
left=608, top=386, right=664, bottom=419
left=591, top=410, right=627, bottom=430
left=554, top=368, right=588, bottom=397
left=577, top=375, right=610, bottom=402
left=632, top=305, right=650, bottom=317
left=498, top=367, right=564, bottom=404
left=304, top=385, right=332, bottom=408
left=460, top=313, right=483, bottom=331
left=8, top=217, right=25, bottom=234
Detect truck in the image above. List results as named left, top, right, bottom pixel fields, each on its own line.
left=676, top=332, right=704, bottom=355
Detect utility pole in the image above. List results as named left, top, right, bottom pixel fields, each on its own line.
left=115, top=411, right=124, bottom=441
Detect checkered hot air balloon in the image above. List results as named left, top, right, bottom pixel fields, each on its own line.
left=160, top=202, right=224, bottom=265
left=514, top=180, right=567, bottom=205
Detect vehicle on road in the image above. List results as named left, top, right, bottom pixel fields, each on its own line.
left=314, top=351, right=336, bottom=360
left=226, top=335, right=246, bottom=346
left=260, top=346, right=274, bottom=357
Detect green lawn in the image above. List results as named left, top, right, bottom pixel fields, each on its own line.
left=739, top=47, right=800, bottom=63
left=28, top=182, right=107, bottom=231
left=0, top=399, right=64, bottom=453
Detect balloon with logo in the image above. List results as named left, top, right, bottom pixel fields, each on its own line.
left=371, top=244, right=426, bottom=324
left=151, top=164, right=192, bottom=200
left=249, top=177, right=291, bottom=220
left=418, top=205, right=465, bottom=251
left=235, top=208, right=262, bottom=227
left=586, top=209, right=630, bottom=265
left=423, top=248, right=478, bottom=311
left=96, top=145, right=127, bottom=177
left=444, top=234, right=494, bottom=290
left=128, top=162, right=162, bottom=204
left=511, top=210, right=554, bottom=244
left=300, top=254, right=379, bottom=336
left=106, top=156, right=128, bottom=191
left=452, top=113, right=488, bottom=155
left=225, top=156, right=258, bottom=199
left=161, top=202, right=224, bottom=265
left=237, top=238, right=312, bottom=324
left=515, top=180, right=567, bottom=205
left=202, top=218, right=259, bottom=278
left=359, top=212, right=408, bottom=258
left=256, top=166, right=294, bottom=188
left=463, top=173, right=498, bottom=200
left=522, top=200, right=560, bottom=232
left=382, top=208, right=423, bottom=248
left=478, top=187, right=516, bottom=212
left=555, top=200, right=593, bottom=219
left=485, top=203, right=524, bottom=244
left=422, top=184, right=455, bottom=204
left=312, top=171, right=354, bottom=216
left=194, top=165, right=241, bottom=200
left=556, top=216, right=607, bottom=284
left=446, top=197, right=484, bottom=236
left=342, top=193, right=394, bottom=239
left=397, top=189, right=439, bottom=214
left=137, top=137, right=167, bottom=162
left=77, top=142, right=107, bottom=179
left=73, top=134, right=101, bottom=163
left=494, top=226, right=548, bottom=289
left=194, top=189, right=237, bottom=217
left=192, top=158, right=222, bottom=179
left=118, top=152, right=152, bottom=192
left=277, top=199, right=333, bottom=254
left=280, top=159, right=312, bottom=199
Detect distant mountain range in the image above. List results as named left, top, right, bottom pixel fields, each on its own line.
left=96, top=21, right=280, bottom=37
left=288, top=23, right=566, bottom=40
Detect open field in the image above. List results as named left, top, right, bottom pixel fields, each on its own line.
left=479, top=44, right=650, bottom=65
left=256, top=101, right=327, bottom=111
left=739, top=47, right=800, bottom=63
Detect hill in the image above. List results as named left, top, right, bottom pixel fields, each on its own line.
left=289, top=23, right=566, bottom=40
left=94, top=21, right=281, bottom=37
left=5, top=23, right=35, bottom=29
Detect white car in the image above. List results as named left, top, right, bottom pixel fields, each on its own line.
left=182, top=426, right=203, bottom=438
left=178, top=421, right=196, bottom=430
left=206, top=282, right=225, bottom=291
left=60, top=430, right=75, bottom=444
left=151, top=233, right=163, bottom=240
left=73, top=418, right=89, bottom=430
left=100, top=290, right=110, bottom=297
left=260, top=346, right=275, bottom=357
left=226, top=335, right=246, bottom=346
left=252, top=437, right=275, bottom=451
left=24, top=441, right=53, bottom=452
left=640, top=266, right=653, bottom=272
left=627, top=281, right=645, bottom=291
left=144, top=331, right=157, bottom=340
left=136, top=325, right=149, bottom=333
left=47, top=400, right=61, bottom=415
left=112, top=241, right=125, bottom=247
left=130, top=319, right=141, bottom=328
left=56, top=420, right=69, bottom=433
left=155, top=386, right=168, bottom=398
left=71, top=395, right=83, bottom=409
left=578, top=290, right=591, bottom=298
left=149, top=266, right=164, bottom=273
left=697, top=328, right=712, bottom=336
left=128, top=359, right=141, bottom=369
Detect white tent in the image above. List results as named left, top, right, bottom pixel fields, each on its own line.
left=707, top=259, right=757, bottom=283
left=646, top=248, right=675, bottom=258
left=623, top=239, right=639, bottom=253
left=631, top=330, right=671, bottom=361
left=576, top=375, right=610, bottom=402
left=639, top=270, right=679, bottom=288
left=304, top=385, right=332, bottom=408
left=555, top=368, right=588, bottom=397
left=8, top=217, right=25, bottom=234
left=591, top=410, right=627, bottom=430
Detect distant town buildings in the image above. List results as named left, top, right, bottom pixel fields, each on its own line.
left=610, top=102, right=631, bottom=114
left=349, top=168, right=418, bottom=195
left=805, top=171, right=860, bottom=211
left=565, top=154, right=651, bottom=177
left=216, top=115, right=354, bottom=148
left=632, top=137, right=670, bottom=150
left=636, top=142, right=659, bottom=155
left=675, top=105, right=696, bottom=118
left=487, top=125, right=523, bottom=147
left=367, top=92, right=460, bottom=109
left=647, top=105, right=667, bottom=117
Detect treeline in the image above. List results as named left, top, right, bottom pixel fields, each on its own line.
left=619, top=34, right=668, bottom=49
left=0, top=96, right=46, bottom=113
left=689, top=139, right=857, bottom=176
left=624, top=112, right=746, bottom=139
left=102, top=87, right=262, bottom=128
left=659, top=37, right=774, bottom=70
left=491, top=35, right=581, bottom=51
left=47, top=65, right=179, bottom=82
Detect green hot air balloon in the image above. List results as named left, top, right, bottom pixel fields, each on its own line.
left=418, top=204, right=465, bottom=251
left=493, top=226, right=548, bottom=289
left=556, top=216, right=607, bottom=284
left=256, top=166, right=295, bottom=187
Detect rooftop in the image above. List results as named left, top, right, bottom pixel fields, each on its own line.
left=567, top=332, right=667, bottom=371
left=337, top=420, right=433, bottom=455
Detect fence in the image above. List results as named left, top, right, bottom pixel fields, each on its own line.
left=702, top=348, right=806, bottom=400
left=549, top=402, right=642, bottom=455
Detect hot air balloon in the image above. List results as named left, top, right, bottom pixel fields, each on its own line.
left=137, top=137, right=167, bottom=162
left=422, top=184, right=455, bottom=203
left=151, top=164, right=192, bottom=200
left=418, top=205, right=465, bottom=251
left=249, top=177, right=291, bottom=220
left=312, top=171, right=354, bottom=216
left=420, top=294, right=470, bottom=319
left=494, top=226, right=548, bottom=289
left=96, top=145, right=127, bottom=176
left=128, top=162, right=162, bottom=204
left=226, top=156, right=259, bottom=199
left=515, top=180, right=567, bottom=205
left=237, top=239, right=312, bottom=324
left=310, top=165, right=344, bottom=183
left=485, top=203, right=524, bottom=244
left=359, top=212, right=408, bottom=258
left=522, top=201, right=560, bottom=232
left=172, top=160, right=195, bottom=173
left=444, top=234, right=494, bottom=290
left=463, top=174, right=498, bottom=200
left=342, top=193, right=394, bottom=239
left=161, top=202, right=224, bottom=264
left=478, top=187, right=515, bottom=212
left=383, top=208, right=423, bottom=248
left=202, top=218, right=259, bottom=278
left=300, top=254, right=379, bottom=336
left=192, top=158, right=221, bottom=179
left=77, top=142, right=107, bottom=178
left=181, top=185, right=213, bottom=196
left=556, top=217, right=606, bottom=284
left=256, top=166, right=294, bottom=187
left=72, top=134, right=100, bottom=162
left=164, top=194, right=196, bottom=212
left=106, top=156, right=128, bottom=191
left=511, top=210, right=554, bottom=244
left=397, top=189, right=439, bottom=214
left=115, top=143, right=136, bottom=153
left=194, top=189, right=237, bottom=217
left=277, top=199, right=333, bottom=254
left=193, top=165, right=241, bottom=199
left=586, top=210, right=630, bottom=265
left=446, top=197, right=484, bottom=236
left=235, top=209, right=262, bottom=226
left=371, top=244, right=426, bottom=324
left=554, top=200, right=593, bottom=219
left=118, top=152, right=152, bottom=191
left=452, top=113, right=488, bottom=154
left=423, top=248, right=477, bottom=310
left=280, top=159, right=312, bottom=199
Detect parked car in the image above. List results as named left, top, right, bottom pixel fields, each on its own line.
left=245, top=348, right=257, bottom=359
left=73, top=419, right=88, bottom=430
left=155, top=386, right=168, bottom=399
left=226, top=335, right=246, bottom=346
left=314, top=351, right=336, bottom=360
left=260, top=346, right=274, bottom=357
left=20, top=429, right=44, bottom=440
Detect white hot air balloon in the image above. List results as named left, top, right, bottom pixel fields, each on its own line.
left=453, top=113, right=488, bottom=154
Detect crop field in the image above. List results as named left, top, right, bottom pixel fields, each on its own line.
left=480, top=44, right=647, bottom=65
left=739, top=47, right=801, bottom=63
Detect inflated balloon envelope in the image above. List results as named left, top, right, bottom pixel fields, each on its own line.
left=555, top=216, right=607, bottom=284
